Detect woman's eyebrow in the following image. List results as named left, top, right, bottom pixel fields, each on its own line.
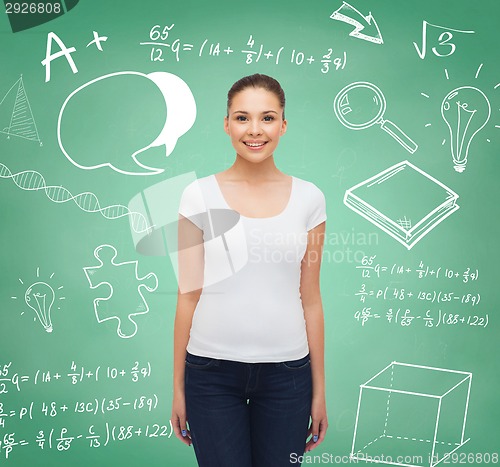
left=232, top=110, right=279, bottom=114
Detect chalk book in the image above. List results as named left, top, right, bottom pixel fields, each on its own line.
left=344, top=160, right=460, bottom=250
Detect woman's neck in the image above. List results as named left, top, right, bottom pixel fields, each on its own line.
left=222, top=154, right=285, bottom=182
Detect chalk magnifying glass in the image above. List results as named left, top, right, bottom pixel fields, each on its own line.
left=333, top=82, right=418, bottom=154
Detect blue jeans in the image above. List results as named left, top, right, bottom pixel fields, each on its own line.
left=185, top=352, right=312, bottom=467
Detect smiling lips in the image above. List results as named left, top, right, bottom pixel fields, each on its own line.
left=243, top=141, right=268, bottom=149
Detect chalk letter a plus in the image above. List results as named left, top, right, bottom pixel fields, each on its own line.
left=41, top=32, right=78, bottom=82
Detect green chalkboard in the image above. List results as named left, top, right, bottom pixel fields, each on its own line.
left=1, top=0, right=499, bottom=466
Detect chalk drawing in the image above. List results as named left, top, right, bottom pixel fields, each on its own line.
left=57, top=71, right=196, bottom=176
left=330, top=2, right=383, bottom=44
left=0, top=76, right=42, bottom=146
left=413, top=21, right=474, bottom=60
left=344, top=160, right=459, bottom=250
left=0, top=163, right=152, bottom=234
left=83, top=245, right=158, bottom=339
left=334, top=82, right=418, bottom=154
left=351, top=362, right=472, bottom=467
left=12, top=267, right=64, bottom=333
left=441, top=86, right=491, bottom=173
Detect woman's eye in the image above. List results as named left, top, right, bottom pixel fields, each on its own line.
left=263, top=116, right=274, bottom=122
left=236, top=115, right=247, bottom=121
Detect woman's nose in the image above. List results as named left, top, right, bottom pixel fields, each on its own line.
left=248, top=120, right=262, bottom=135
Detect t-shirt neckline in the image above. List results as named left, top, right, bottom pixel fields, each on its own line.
left=211, top=174, right=295, bottom=220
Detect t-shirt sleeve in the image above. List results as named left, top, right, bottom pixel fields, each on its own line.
left=178, top=180, right=206, bottom=229
left=306, top=184, right=327, bottom=231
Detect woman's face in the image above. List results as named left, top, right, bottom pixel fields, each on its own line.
left=224, top=87, right=287, bottom=164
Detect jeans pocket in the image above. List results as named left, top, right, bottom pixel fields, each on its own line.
left=281, top=354, right=310, bottom=370
left=185, top=352, right=217, bottom=369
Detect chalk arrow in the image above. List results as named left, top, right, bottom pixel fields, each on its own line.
left=330, top=2, right=383, bottom=44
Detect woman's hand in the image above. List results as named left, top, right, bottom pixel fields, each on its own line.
left=171, top=391, right=192, bottom=447
left=305, top=394, right=328, bottom=452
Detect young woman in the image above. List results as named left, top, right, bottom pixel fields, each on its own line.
left=171, top=74, right=328, bottom=467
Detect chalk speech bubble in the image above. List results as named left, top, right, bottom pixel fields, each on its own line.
left=57, top=71, right=197, bottom=176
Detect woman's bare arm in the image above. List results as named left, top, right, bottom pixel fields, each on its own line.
left=171, top=215, right=204, bottom=446
left=299, top=221, right=328, bottom=452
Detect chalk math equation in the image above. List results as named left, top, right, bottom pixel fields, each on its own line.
left=355, top=285, right=481, bottom=306
left=140, top=24, right=347, bottom=75
left=0, top=360, right=165, bottom=460
left=357, top=256, right=479, bottom=282
left=0, top=421, right=174, bottom=460
left=352, top=255, right=486, bottom=329
left=354, top=307, right=489, bottom=328
left=0, top=360, right=152, bottom=392
left=1, top=394, right=159, bottom=424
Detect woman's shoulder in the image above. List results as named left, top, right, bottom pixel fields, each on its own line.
left=292, top=175, right=325, bottom=197
left=181, top=174, right=215, bottom=193
left=179, top=175, right=218, bottom=212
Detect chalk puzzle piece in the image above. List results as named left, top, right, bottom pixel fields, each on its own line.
left=83, top=244, right=158, bottom=338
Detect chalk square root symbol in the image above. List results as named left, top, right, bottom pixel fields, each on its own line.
left=83, top=245, right=158, bottom=338
left=350, top=362, right=472, bottom=467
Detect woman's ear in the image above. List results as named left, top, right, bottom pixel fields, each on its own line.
left=280, top=118, right=288, bottom=136
left=224, top=116, right=230, bottom=135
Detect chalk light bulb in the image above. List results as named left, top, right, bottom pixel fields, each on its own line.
left=441, top=86, right=491, bottom=173
left=25, top=281, right=55, bottom=332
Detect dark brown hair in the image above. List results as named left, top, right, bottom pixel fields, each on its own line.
left=227, top=74, right=286, bottom=118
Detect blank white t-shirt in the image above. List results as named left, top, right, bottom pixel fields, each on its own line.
left=178, top=174, right=327, bottom=363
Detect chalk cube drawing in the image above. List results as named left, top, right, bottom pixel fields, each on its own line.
left=344, top=161, right=459, bottom=250
left=351, top=362, right=472, bottom=467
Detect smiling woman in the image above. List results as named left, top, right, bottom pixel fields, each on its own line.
left=223, top=79, right=287, bottom=175
left=171, top=74, right=329, bottom=467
